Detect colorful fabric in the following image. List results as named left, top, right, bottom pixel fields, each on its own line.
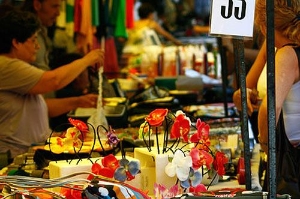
left=91, top=0, right=100, bottom=26
left=73, top=0, right=82, bottom=33
left=66, top=0, right=75, bottom=38
left=82, top=180, right=151, bottom=199
left=126, top=0, right=134, bottom=29
left=114, top=0, right=127, bottom=38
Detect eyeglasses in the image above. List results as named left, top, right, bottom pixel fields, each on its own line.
left=25, top=34, right=39, bottom=48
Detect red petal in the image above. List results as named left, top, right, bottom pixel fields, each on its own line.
left=87, top=174, right=94, bottom=180
left=91, top=163, right=102, bottom=174
left=181, top=120, right=190, bottom=135
left=68, top=118, right=88, bottom=132
left=102, top=154, right=119, bottom=170
left=191, top=184, right=207, bottom=193
left=176, top=114, right=185, bottom=122
left=170, top=122, right=181, bottom=138
left=60, top=187, right=71, bottom=197
left=200, top=150, right=214, bottom=169
left=190, top=133, right=200, bottom=143
left=98, top=167, right=115, bottom=178
left=145, top=109, right=168, bottom=127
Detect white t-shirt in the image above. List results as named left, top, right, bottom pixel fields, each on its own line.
left=0, top=56, right=51, bottom=157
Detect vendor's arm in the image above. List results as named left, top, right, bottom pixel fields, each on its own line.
left=28, top=49, right=104, bottom=94
left=153, top=21, right=182, bottom=45
left=258, top=46, right=299, bottom=153
left=46, top=94, right=98, bottom=117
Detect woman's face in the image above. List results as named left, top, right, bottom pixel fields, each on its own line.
left=15, top=32, right=40, bottom=63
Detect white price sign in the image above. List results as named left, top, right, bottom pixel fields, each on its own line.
left=210, top=0, right=256, bottom=37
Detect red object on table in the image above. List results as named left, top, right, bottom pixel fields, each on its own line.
left=237, top=157, right=246, bottom=185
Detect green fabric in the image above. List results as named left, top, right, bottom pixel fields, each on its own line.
left=66, top=0, right=74, bottom=23
left=109, top=0, right=119, bottom=25
left=114, top=0, right=127, bottom=38
left=91, top=0, right=100, bottom=26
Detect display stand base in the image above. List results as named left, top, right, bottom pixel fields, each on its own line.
left=134, top=147, right=177, bottom=195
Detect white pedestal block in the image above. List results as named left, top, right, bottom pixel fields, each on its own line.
left=48, top=156, right=140, bottom=187
left=134, top=147, right=177, bottom=195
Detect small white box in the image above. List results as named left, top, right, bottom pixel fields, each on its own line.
left=49, top=157, right=99, bottom=180
left=49, top=156, right=140, bottom=187
left=134, top=147, right=177, bottom=195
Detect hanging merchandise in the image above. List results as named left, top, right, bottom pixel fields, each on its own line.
left=91, top=0, right=100, bottom=26
left=126, top=0, right=135, bottom=29
left=113, top=0, right=128, bottom=38
left=104, top=37, right=119, bottom=74
left=73, top=0, right=97, bottom=54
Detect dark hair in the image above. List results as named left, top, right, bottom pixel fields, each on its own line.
left=138, top=3, right=155, bottom=19
left=0, top=3, right=15, bottom=18
left=0, top=7, right=40, bottom=53
left=21, top=0, right=44, bottom=13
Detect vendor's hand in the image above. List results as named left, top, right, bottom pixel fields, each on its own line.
left=77, top=94, right=98, bottom=108
left=82, top=49, right=105, bottom=70
left=233, top=88, right=261, bottom=116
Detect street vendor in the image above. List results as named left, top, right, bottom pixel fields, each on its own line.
left=0, top=6, right=104, bottom=161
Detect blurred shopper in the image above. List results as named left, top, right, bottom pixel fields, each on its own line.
left=123, top=2, right=182, bottom=54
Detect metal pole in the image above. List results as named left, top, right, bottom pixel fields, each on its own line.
left=266, top=0, right=276, bottom=198
left=233, top=37, right=252, bottom=190
left=218, top=37, right=229, bottom=117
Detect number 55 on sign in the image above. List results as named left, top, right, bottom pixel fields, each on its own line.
left=210, top=0, right=255, bottom=37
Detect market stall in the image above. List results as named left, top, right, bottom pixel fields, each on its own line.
left=0, top=0, right=293, bottom=198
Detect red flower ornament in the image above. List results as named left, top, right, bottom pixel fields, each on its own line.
left=190, top=148, right=214, bottom=170
left=102, top=154, right=120, bottom=171
left=88, top=154, right=120, bottom=180
left=170, top=113, right=191, bottom=142
left=213, top=151, right=229, bottom=176
left=190, top=118, right=210, bottom=143
left=145, top=108, right=168, bottom=127
left=189, top=184, right=207, bottom=194
left=68, top=118, right=89, bottom=133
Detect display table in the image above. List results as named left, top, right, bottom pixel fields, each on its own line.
left=0, top=122, right=263, bottom=198
left=0, top=144, right=263, bottom=199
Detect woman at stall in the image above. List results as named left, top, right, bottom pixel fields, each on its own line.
left=232, top=0, right=300, bottom=196
left=123, top=2, right=182, bottom=54
left=0, top=7, right=104, bottom=161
